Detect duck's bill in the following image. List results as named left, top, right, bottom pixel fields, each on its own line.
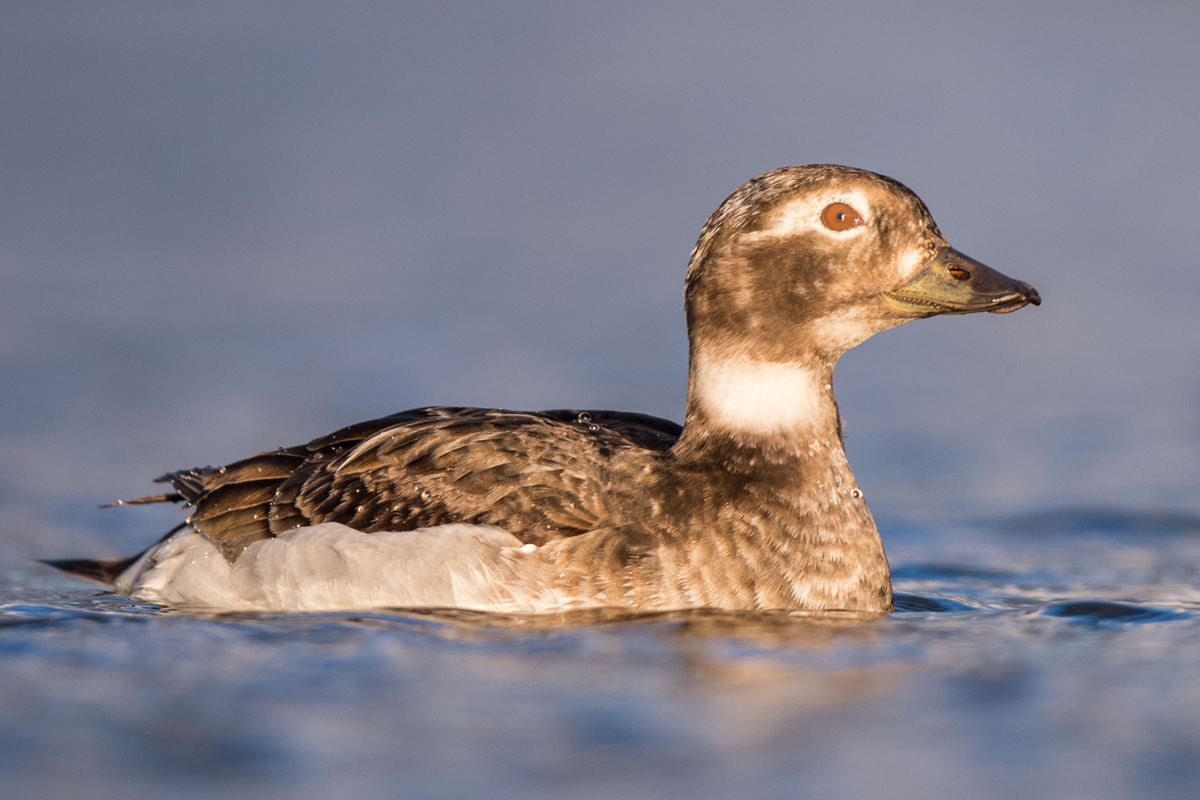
left=883, top=246, right=1041, bottom=316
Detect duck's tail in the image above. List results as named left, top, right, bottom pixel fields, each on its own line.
left=41, top=555, right=142, bottom=585
left=99, top=492, right=183, bottom=507
left=42, top=522, right=187, bottom=585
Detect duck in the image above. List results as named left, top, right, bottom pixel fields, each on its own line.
left=48, top=165, right=1039, bottom=614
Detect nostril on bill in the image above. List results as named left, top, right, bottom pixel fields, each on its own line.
left=947, top=265, right=971, bottom=281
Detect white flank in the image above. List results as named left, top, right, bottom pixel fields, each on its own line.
left=691, top=353, right=831, bottom=435
left=116, top=522, right=576, bottom=613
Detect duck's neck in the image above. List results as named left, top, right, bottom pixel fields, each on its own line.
left=674, top=349, right=842, bottom=460
left=656, top=347, right=890, bottom=612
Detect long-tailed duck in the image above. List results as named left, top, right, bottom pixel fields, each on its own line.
left=50, top=165, right=1039, bottom=614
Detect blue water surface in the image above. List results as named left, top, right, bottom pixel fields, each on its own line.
left=3, top=511, right=1198, bottom=800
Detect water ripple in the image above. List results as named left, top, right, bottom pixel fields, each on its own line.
left=1040, top=600, right=1195, bottom=626
left=891, top=593, right=975, bottom=613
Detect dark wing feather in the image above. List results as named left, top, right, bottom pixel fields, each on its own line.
left=132, top=407, right=680, bottom=561
left=539, top=409, right=681, bottom=450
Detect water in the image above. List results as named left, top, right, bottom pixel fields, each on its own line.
left=3, top=510, right=1198, bottom=800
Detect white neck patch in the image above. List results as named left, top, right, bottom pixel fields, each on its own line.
left=691, top=353, right=833, bottom=436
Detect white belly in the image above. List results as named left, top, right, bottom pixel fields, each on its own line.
left=115, top=522, right=578, bottom=613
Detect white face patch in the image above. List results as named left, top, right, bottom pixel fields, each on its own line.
left=895, top=243, right=931, bottom=281
left=758, top=188, right=874, bottom=241
left=691, top=352, right=832, bottom=436
left=757, top=188, right=932, bottom=283
left=812, top=308, right=886, bottom=353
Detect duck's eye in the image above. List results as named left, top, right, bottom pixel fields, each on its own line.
left=821, top=202, right=864, bottom=232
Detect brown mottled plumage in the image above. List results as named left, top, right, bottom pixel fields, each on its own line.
left=49, top=165, right=1039, bottom=614
left=171, top=407, right=680, bottom=560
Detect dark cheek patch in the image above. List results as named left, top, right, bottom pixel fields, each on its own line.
left=690, top=227, right=902, bottom=361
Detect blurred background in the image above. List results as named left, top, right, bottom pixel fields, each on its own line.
left=2, top=1, right=1197, bottom=560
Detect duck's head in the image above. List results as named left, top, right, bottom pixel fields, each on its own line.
left=684, top=164, right=1040, bottom=366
